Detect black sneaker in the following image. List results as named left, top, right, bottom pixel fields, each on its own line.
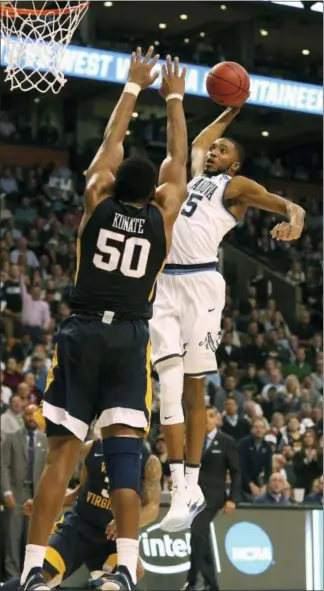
left=98, top=565, right=135, bottom=590
left=19, top=569, right=50, bottom=591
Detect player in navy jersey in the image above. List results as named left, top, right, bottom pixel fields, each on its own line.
left=2, top=439, right=161, bottom=591
left=20, top=48, right=188, bottom=591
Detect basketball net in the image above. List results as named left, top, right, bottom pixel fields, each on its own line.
left=0, top=1, right=89, bottom=93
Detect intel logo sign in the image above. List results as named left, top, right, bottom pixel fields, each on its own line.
left=225, top=522, right=273, bottom=575
left=139, top=523, right=191, bottom=574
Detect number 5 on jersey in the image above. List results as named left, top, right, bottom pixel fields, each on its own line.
left=93, top=229, right=151, bottom=278
left=182, top=192, right=203, bottom=218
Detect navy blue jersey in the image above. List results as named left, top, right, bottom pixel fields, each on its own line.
left=69, top=198, right=166, bottom=319
left=74, top=439, right=150, bottom=532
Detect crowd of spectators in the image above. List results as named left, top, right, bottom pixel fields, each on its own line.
left=0, top=137, right=322, bottom=581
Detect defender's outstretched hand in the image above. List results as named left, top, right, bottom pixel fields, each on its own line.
left=159, top=55, right=187, bottom=100
left=127, top=46, right=160, bottom=89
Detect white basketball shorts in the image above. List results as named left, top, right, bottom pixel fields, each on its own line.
left=150, top=268, right=226, bottom=377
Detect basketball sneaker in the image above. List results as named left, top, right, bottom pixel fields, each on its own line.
left=91, top=566, right=135, bottom=591
left=19, top=569, right=50, bottom=591
left=160, top=485, right=206, bottom=532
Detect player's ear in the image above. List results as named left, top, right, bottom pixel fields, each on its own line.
left=232, top=160, right=240, bottom=173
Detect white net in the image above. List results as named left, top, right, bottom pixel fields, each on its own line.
left=0, top=1, right=89, bottom=93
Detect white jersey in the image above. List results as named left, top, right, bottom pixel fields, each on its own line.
left=167, top=173, right=236, bottom=265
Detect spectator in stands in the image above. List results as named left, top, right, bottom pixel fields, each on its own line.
left=214, top=376, right=244, bottom=415
left=275, top=374, right=302, bottom=414
left=0, top=166, right=19, bottom=196
left=286, top=261, right=306, bottom=285
left=261, top=369, right=285, bottom=401
left=283, top=347, right=312, bottom=381
left=293, top=430, right=323, bottom=495
left=1, top=216, right=22, bottom=242
left=221, top=397, right=251, bottom=442
left=1, top=370, right=12, bottom=406
left=22, top=344, right=51, bottom=373
left=250, top=266, right=272, bottom=308
left=243, top=333, right=268, bottom=368
left=20, top=275, right=51, bottom=343
left=238, top=363, right=263, bottom=394
left=268, top=412, right=285, bottom=450
left=3, top=358, right=23, bottom=392
left=23, top=353, right=48, bottom=395
left=244, top=399, right=264, bottom=422
left=16, top=383, right=32, bottom=409
left=307, top=333, right=323, bottom=370
left=15, top=197, right=38, bottom=226
left=1, top=263, right=22, bottom=339
left=221, top=316, right=241, bottom=347
left=217, top=331, right=242, bottom=368
left=1, top=404, right=47, bottom=577
left=10, top=237, right=39, bottom=269
left=269, top=157, right=287, bottom=178
left=295, top=310, right=316, bottom=345
left=282, top=415, right=305, bottom=451
left=9, top=332, right=33, bottom=364
left=254, top=472, right=291, bottom=505
left=238, top=418, right=272, bottom=498
left=304, top=475, right=323, bottom=504
left=311, top=355, right=323, bottom=394
left=0, top=394, right=23, bottom=442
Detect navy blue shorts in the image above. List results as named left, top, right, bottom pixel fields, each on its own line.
left=42, top=314, right=152, bottom=440
left=44, top=511, right=117, bottom=581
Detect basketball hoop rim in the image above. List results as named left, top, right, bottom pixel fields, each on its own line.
left=0, top=1, right=89, bottom=17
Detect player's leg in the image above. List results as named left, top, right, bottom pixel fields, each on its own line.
left=96, top=320, right=153, bottom=590
left=20, top=317, right=98, bottom=590
left=182, top=272, right=225, bottom=512
left=22, top=431, right=82, bottom=582
left=149, top=276, right=187, bottom=492
left=183, top=374, right=206, bottom=485
left=42, top=512, right=90, bottom=588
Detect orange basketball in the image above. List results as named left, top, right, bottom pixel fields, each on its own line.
left=206, top=61, right=250, bottom=107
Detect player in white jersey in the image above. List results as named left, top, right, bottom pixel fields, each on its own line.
left=150, top=105, right=305, bottom=532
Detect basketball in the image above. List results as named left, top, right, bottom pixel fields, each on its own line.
left=206, top=61, right=250, bottom=108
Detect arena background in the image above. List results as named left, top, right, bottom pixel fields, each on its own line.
left=0, top=1, right=323, bottom=590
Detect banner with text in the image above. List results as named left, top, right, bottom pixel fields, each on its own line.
left=0, top=41, right=322, bottom=115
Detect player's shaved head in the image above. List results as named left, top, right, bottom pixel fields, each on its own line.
left=113, top=156, right=157, bottom=204
left=223, top=137, right=245, bottom=168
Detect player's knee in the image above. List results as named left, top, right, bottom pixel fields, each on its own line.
left=158, top=358, right=184, bottom=425
left=44, top=549, right=66, bottom=588
left=102, top=436, right=143, bottom=496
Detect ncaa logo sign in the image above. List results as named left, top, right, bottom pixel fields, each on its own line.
left=225, top=522, right=273, bottom=575
left=139, top=523, right=191, bottom=574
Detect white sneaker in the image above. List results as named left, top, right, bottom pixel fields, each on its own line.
left=160, top=485, right=206, bottom=532
left=186, top=484, right=206, bottom=526
left=160, top=486, right=190, bottom=532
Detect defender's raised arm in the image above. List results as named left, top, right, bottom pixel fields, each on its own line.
left=85, top=46, right=159, bottom=214
left=154, top=55, right=188, bottom=232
